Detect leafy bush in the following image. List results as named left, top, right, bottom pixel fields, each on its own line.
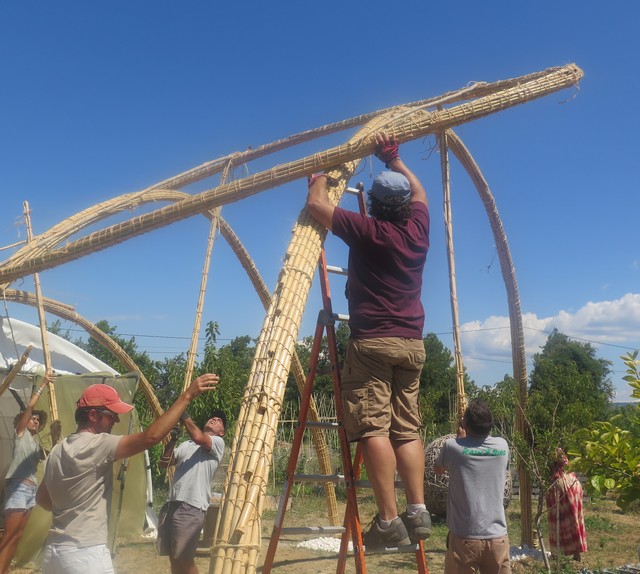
left=570, top=351, right=640, bottom=510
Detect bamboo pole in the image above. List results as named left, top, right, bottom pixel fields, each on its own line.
left=437, top=133, right=468, bottom=424
left=182, top=208, right=221, bottom=391
left=23, top=201, right=61, bottom=444
left=0, top=65, right=583, bottom=286
left=0, top=345, right=33, bottom=398
left=445, top=129, right=533, bottom=545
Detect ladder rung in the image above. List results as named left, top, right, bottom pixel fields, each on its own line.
left=303, top=421, right=340, bottom=430
left=355, top=479, right=405, bottom=489
left=333, top=313, right=349, bottom=322
left=326, top=264, right=348, bottom=276
left=364, top=542, right=421, bottom=555
left=345, top=186, right=362, bottom=195
left=281, top=525, right=346, bottom=535
left=293, top=473, right=344, bottom=483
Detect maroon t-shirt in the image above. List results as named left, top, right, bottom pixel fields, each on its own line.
left=331, top=202, right=430, bottom=339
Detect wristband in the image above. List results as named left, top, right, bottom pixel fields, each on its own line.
left=179, top=411, right=190, bottom=423
left=34, top=389, right=43, bottom=397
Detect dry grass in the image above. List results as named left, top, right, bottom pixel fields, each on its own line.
left=8, top=494, right=639, bottom=573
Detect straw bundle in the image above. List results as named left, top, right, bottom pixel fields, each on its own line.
left=0, top=65, right=583, bottom=286
left=209, top=113, right=394, bottom=574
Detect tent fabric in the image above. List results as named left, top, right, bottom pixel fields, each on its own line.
left=0, top=316, right=118, bottom=376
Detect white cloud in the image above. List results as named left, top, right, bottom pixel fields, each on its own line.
left=458, top=293, right=640, bottom=399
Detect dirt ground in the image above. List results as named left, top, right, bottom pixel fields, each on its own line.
left=10, top=496, right=640, bottom=573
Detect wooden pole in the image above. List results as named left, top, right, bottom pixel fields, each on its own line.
left=23, top=201, right=61, bottom=444
left=438, top=132, right=468, bottom=425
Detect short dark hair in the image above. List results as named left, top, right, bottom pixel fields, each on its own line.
left=75, top=407, right=93, bottom=425
left=368, top=195, right=413, bottom=222
left=210, top=409, right=227, bottom=429
left=463, top=398, right=494, bottom=437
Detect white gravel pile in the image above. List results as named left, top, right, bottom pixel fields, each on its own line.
left=295, top=538, right=547, bottom=562
left=510, top=544, right=547, bottom=562
left=296, top=537, right=352, bottom=553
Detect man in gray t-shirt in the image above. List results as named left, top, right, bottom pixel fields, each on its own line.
left=435, top=398, right=512, bottom=574
left=37, top=375, right=219, bottom=574
left=156, top=409, right=226, bottom=574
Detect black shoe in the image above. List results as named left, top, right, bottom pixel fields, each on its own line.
left=362, top=514, right=411, bottom=550
left=400, top=509, right=432, bottom=543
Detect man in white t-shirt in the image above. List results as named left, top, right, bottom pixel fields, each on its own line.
left=36, top=374, right=219, bottom=574
left=156, top=409, right=226, bottom=574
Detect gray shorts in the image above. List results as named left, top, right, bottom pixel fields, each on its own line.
left=340, top=337, right=425, bottom=441
left=156, top=500, right=205, bottom=560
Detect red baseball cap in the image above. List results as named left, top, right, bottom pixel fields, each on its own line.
left=76, top=384, right=134, bottom=414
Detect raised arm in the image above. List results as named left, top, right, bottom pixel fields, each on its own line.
left=115, top=373, right=219, bottom=461
left=15, top=372, right=51, bottom=438
left=375, top=132, right=428, bottom=207
left=181, top=415, right=212, bottom=450
left=306, top=174, right=337, bottom=230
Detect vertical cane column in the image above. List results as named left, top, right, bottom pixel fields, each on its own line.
left=23, top=201, right=60, bottom=444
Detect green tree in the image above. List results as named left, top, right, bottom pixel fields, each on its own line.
left=528, top=329, right=613, bottom=445
left=570, top=351, right=640, bottom=510
left=420, top=333, right=476, bottom=439
left=474, top=374, right=517, bottom=438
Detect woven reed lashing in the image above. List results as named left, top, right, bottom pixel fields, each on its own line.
left=0, top=65, right=573, bottom=292
left=209, top=115, right=397, bottom=574
left=445, top=129, right=532, bottom=543
left=217, top=217, right=339, bottom=527
left=0, top=65, right=583, bottom=287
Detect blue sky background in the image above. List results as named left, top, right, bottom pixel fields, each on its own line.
left=1, top=2, right=638, bottom=400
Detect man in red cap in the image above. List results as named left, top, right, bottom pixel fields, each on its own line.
left=36, top=373, right=219, bottom=574
left=306, top=132, right=431, bottom=550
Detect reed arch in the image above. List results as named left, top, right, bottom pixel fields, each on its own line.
left=0, top=64, right=583, bottom=573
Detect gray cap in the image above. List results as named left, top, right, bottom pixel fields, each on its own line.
left=369, top=171, right=411, bottom=205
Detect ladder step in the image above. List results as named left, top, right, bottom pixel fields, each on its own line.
left=355, top=479, right=405, bottom=489
left=293, top=473, right=344, bottom=483
left=281, top=525, right=346, bottom=535
left=332, top=313, right=349, bottom=322
left=302, top=421, right=340, bottom=430
left=326, top=264, right=348, bottom=276
left=364, top=543, right=422, bottom=555
left=345, top=186, right=362, bottom=195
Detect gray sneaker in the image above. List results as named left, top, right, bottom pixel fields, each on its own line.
left=400, top=509, right=432, bottom=543
left=362, top=515, right=411, bottom=550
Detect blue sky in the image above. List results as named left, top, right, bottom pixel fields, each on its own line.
left=1, top=2, right=638, bottom=400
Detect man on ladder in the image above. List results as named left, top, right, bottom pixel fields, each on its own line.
left=307, top=132, right=431, bottom=549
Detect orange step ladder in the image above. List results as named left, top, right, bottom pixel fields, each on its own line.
left=262, top=186, right=429, bottom=574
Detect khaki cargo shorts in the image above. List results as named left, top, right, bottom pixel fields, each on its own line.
left=340, top=337, right=425, bottom=442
